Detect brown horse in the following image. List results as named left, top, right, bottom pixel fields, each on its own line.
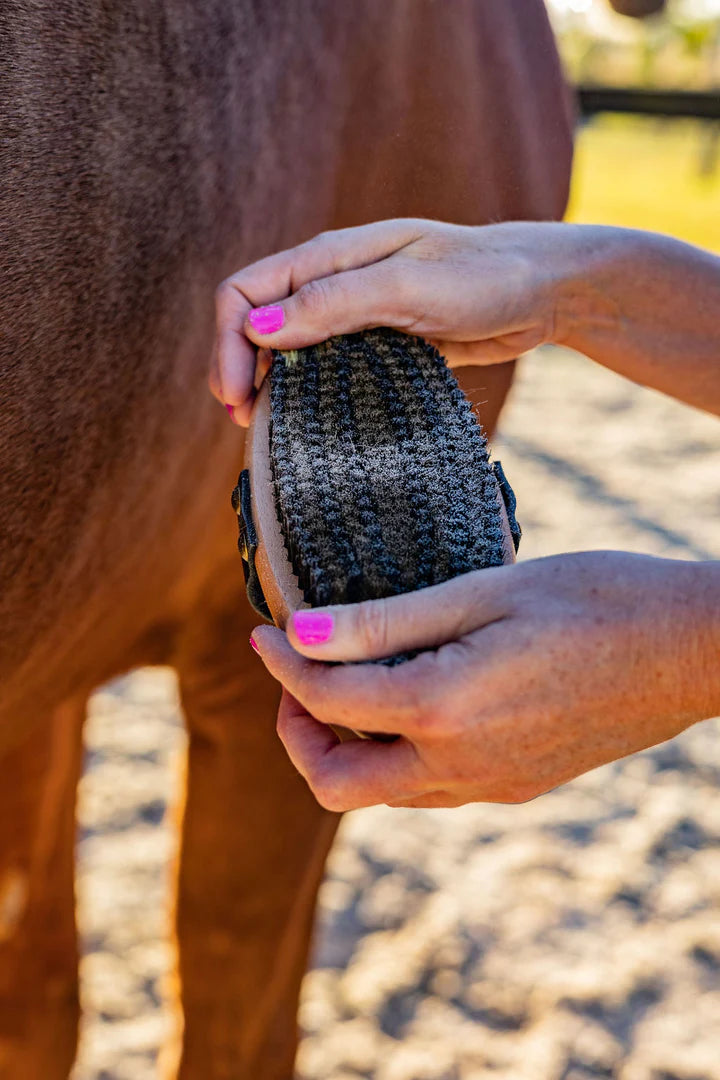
left=0, top=0, right=657, bottom=1075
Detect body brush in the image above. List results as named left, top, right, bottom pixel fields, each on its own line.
left=232, top=328, right=520, bottom=648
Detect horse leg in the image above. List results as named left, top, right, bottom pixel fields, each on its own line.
left=0, top=698, right=85, bottom=1080
left=454, top=361, right=518, bottom=440
left=169, top=567, right=339, bottom=1080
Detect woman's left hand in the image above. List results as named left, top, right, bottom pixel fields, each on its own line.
left=250, top=551, right=720, bottom=810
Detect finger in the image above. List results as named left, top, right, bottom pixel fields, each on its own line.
left=252, top=626, right=449, bottom=735
left=242, top=260, right=421, bottom=350
left=231, top=219, right=424, bottom=309
left=214, top=283, right=260, bottom=423
left=276, top=689, right=429, bottom=811
left=285, top=566, right=512, bottom=663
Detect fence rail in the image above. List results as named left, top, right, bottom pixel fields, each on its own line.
left=577, top=85, right=720, bottom=120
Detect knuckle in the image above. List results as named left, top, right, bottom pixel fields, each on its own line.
left=394, top=672, right=445, bottom=733
left=411, top=700, right=451, bottom=738
left=394, top=658, right=457, bottom=735
left=208, top=370, right=222, bottom=400
left=296, top=277, right=334, bottom=318
left=214, top=278, right=234, bottom=308
left=413, top=690, right=468, bottom=742
left=310, top=229, right=333, bottom=248
left=310, top=769, right=348, bottom=812
left=215, top=273, right=256, bottom=319
left=297, top=667, right=341, bottom=723
left=275, top=705, right=291, bottom=742
left=214, top=281, right=230, bottom=314
left=381, top=262, right=416, bottom=318
left=354, top=599, right=391, bottom=658
left=294, top=673, right=326, bottom=716
left=389, top=258, right=418, bottom=297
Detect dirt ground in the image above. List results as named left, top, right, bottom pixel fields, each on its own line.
left=72, top=347, right=720, bottom=1080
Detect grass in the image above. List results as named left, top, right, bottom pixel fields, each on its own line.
left=567, top=114, right=720, bottom=252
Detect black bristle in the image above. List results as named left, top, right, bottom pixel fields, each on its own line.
left=268, top=329, right=509, bottom=617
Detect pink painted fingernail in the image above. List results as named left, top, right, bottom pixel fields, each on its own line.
left=248, top=305, right=284, bottom=335
left=226, top=403, right=235, bottom=420
left=292, top=611, right=334, bottom=646
left=250, top=636, right=260, bottom=653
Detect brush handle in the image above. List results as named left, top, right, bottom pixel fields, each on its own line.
left=244, top=381, right=307, bottom=629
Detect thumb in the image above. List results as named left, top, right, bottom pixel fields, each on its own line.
left=243, top=262, right=414, bottom=351
left=286, top=567, right=511, bottom=663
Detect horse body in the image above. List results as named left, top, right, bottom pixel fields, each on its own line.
left=1, top=1, right=348, bottom=730
left=0, top=2, right=572, bottom=1075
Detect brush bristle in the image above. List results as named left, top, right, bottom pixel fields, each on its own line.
left=268, top=328, right=507, bottom=610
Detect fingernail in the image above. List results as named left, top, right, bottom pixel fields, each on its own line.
left=292, top=611, right=334, bottom=646
left=248, top=304, right=284, bottom=336
left=226, top=403, right=235, bottom=420
left=250, top=636, right=260, bottom=653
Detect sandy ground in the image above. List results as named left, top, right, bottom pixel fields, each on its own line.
left=72, top=348, right=720, bottom=1080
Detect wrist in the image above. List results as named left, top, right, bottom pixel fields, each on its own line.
left=549, top=225, right=631, bottom=351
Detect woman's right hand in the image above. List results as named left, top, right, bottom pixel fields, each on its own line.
left=212, top=219, right=573, bottom=423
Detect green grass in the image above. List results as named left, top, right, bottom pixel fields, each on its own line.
left=567, top=114, right=720, bottom=252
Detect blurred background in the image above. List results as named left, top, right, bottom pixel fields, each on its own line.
left=72, top=2, right=720, bottom=1078
left=552, top=0, right=720, bottom=91
left=551, top=0, right=720, bottom=247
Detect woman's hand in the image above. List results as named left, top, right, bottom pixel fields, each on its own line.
left=212, top=219, right=720, bottom=423
left=250, top=552, right=720, bottom=810
left=212, top=219, right=568, bottom=423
